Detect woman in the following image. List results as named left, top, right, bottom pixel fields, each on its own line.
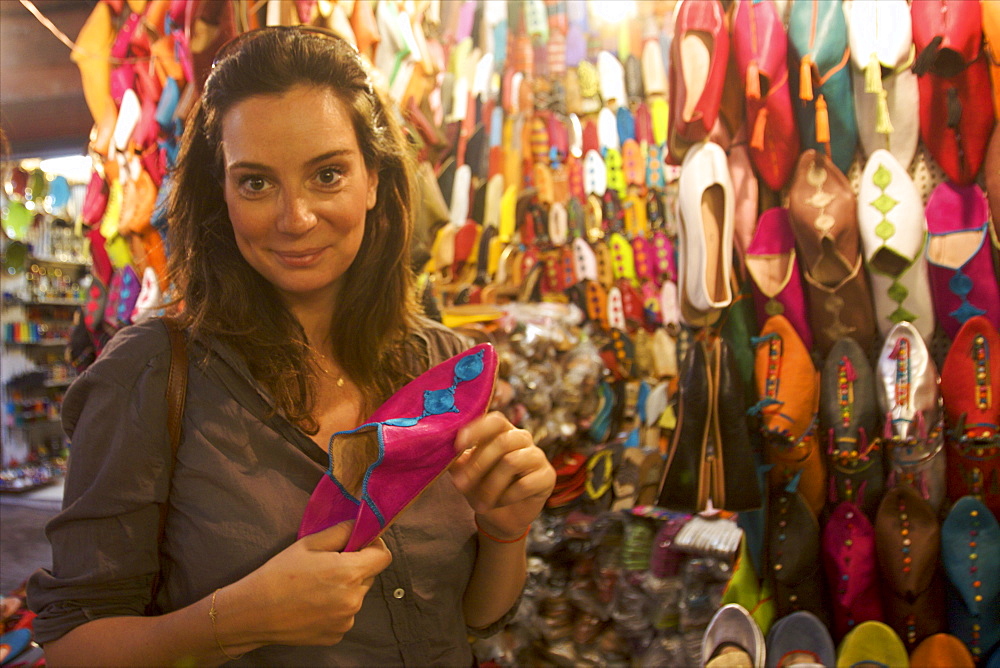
left=28, top=26, right=555, bottom=665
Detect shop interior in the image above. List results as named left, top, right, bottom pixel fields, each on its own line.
left=1, top=0, right=1000, bottom=666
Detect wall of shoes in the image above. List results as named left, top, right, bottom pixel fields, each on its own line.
left=12, top=0, right=1000, bottom=665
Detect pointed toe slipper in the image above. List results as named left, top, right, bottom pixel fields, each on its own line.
left=299, top=343, right=498, bottom=551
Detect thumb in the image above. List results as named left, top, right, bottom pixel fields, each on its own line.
left=299, top=520, right=355, bottom=552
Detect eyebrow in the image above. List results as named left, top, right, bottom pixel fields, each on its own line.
left=226, top=149, right=355, bottom=172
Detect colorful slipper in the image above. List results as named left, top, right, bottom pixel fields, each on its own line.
left=299, top=344, right=498, bottom=551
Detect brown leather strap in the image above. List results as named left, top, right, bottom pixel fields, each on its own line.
left=148, top=315, right=188, bottom=614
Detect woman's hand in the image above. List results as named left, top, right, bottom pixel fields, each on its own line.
left=228, top=521, right=392, bottom=649
left=449, top=412, right=556, bottom=540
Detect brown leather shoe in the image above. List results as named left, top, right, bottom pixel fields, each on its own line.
left=875, top=484, right=947, bottom=652
left=788, top=150, right=878, bottom=358
left=767, top=488, right=830, bottom=627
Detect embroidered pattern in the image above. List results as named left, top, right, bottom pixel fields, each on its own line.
left=869, top=163, right=918, bottom=324
left=968, top=507, right=983, bottom=658
left=973, top=334, right=991, bottom=411
left=891, top=337, right=911, bottom=409
left=948, top=265, right=988, bottom=324
left=765, top=335, right=782, bottom=400
left=838, top=356, right=856, bottom=428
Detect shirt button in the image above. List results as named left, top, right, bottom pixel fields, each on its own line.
left=393, top=588, right=405, bottom=599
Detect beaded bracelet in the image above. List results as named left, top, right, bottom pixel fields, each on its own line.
left=209, top=588, right=247, bottom=661
left=475, top=516, right=530, bottom=543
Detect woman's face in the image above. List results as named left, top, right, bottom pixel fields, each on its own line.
left=221, top=85, right=378, bottom=309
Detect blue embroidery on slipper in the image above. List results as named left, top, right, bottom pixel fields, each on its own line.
left=423, top=387, right=460, bottom=416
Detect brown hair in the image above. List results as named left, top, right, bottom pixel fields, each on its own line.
left=167, top=27, right=419, bottom=431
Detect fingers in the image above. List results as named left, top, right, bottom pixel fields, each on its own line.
left=298, top=523, right=392, bottom=581
left=451, top=412, right=555, bottom=512
left=355, top=536, right=393, bottom=578
left=299, top=520, right=354, bottom=552
left=454, top=411, right=515, bottom=454
left=464, top=442, right=553, bottom=513
left=452, top=413, right=532, bottom=490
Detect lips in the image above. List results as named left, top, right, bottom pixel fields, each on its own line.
left=273, top=247, right=326, bottom=267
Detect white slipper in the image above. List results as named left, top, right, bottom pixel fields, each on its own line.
left=845, top=0, right=919, bottom=168
left=677, top=141, right=734, bottom=320
left=858, top=149, right=935, bottom=343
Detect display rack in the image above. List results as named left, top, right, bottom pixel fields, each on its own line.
left=1, top=210, right=89, bottom=492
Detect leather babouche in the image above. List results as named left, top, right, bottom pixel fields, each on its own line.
left=940, top=316, right=1000, bottom=518
left=877, top=322, right=947, bottom=514
left=874, top=485, right=946, bottom=652
left=657, top=337, right=761, bottom=514
left=820, top=338, right=884, bottom=520
left=787, top=150, right=877, bottom=359
left=750, top=315, right=826, bottom=516
left=822, top=501, right=884, bottom=641
left=766, top=489, right=830, bottom=627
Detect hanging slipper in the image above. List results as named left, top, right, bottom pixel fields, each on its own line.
left=732, top=0, right=799, bottom=191
left=877, top=321, right=947, bottom=514
left=857, top=150, right=935, bottom=343
left=788, top=0, right=859, bottom=175
left=845, top=0, right=919, bottom=169
left=911, top=0, right=992, bottom=185
left=73, top=1, right=116, bottom=124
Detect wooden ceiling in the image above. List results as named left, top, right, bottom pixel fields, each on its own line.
left=1, top=0, right=98, bottom=160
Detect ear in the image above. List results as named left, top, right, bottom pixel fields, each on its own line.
left=366, top=168, right=379, bottom=210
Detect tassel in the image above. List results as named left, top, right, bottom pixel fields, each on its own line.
left=784, top=469, right=803, bottom=494
left=749, top=333, right=778, bottom=346
left=799, top=55, right=814, bottom=100
left=746, top=397, right=781, bottom=417
left=865, top=52, right=882, bottom=94
left=912, top=35, right=943, bottom=76
left=746, top=60, right=761, bottom=100
left=947, top=87, right=962, bottom=128
left=815, top=94, right=830, bottom=144
left=750, top=107, right=768, bottom=151
left=916, top=473, right=929, bottom=501
left=876, top=90, right=894, bottom=135
left=841, top=356, right=857, bottom=382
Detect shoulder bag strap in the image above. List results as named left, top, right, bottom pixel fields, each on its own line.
left=147, top=315, right=188, bottom=613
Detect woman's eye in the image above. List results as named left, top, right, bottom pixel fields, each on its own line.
left=239, top=176, right=268, bottom=192
left=316, top=168, right=342, bottom=186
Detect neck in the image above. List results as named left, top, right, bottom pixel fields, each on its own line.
left=281, top=287, right=339, bottom=360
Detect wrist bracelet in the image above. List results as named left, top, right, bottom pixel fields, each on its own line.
left=474, top=516, right=530, bottom=543
left=209, top=588, right=247, bottom=661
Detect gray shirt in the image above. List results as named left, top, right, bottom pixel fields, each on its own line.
left=28, top=317, right=511, bottom=666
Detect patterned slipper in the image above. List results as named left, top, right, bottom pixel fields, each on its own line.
left=299, top=344, right=498, bottom=551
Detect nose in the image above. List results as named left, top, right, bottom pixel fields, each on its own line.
left=276, top=190, right=318, bottom=235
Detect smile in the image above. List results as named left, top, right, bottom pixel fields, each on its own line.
left=273, top=248, right=327, bottom=267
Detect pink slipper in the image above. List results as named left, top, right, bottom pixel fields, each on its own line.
left=299, top=344, right=498, bottom=551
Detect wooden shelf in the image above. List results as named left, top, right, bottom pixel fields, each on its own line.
left=3, top=338, right=70, bottom=347
left=27, top=257, right=88, bottom=269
